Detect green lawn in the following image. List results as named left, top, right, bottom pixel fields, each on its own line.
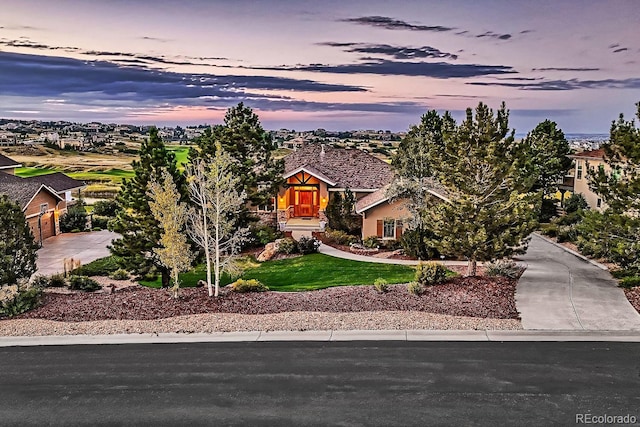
left=139, top=253, right=417, bottom=292
left=166, top=145, right=191, bottom=169
left=16, top=167, right=134, bottom=184
left=15, top=166, right=59, bottom=177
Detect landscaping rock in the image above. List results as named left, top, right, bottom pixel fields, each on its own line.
left=257, top=241, right=279, bottom=262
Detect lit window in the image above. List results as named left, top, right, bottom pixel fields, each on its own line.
left=383, top=219, right=395, bottom=239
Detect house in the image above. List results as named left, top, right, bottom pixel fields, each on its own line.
left=0, top=172, right=64, bottom=244
left=0, top=153, right=22, bottom=175
left=277, top=143, right=409, bottom=240
left=24, top=172, right=86, bottom=211
left=569, top=148, right=608, bottom=211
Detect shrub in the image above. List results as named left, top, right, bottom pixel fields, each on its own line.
left=60, top=205, right=87, bottom=233
left=611, top=269, right=635, bottom=279
left=362, top=236, right=379, bottom=249
left=556, top=225, right=578, bottom=243
left=539, top=198, right=558, bottom=223
left=49, top=273, right=66, bottom=288
left=539, top=223, right=558, bottom=238
left=250, top=223, right=282, bottom=246
left=297, top=236, right=321, bottom=254
left=0, top=286, right=43, bottom=317
left=564, top=193, right=588, bottom=214
left=415, top=262, right=447, bottom=287
left=92, top=200, right=118, bottom=217
left=373, top=277, right=389, bottom=293
left=619, top=276, right=640, bottom=289
left=380, top=239, right=402, bottom=251
left=277, top=237, right=298, bottom=254
left=323, top=228, right=359, bottom=245
left=31, top=274, right=50, bottom=288
left=67, top=275, right=101, bottom=292
left=485, top=259, right=522, bottom=279
left=230, top=279, right=269, bottom=293
left=91, top=215, right=109, bottom=229
left=407, top=281, right=423, bottom=295
left=400, top=228, right=440, bottom=260
left=109, top=268, right=130, bottom=280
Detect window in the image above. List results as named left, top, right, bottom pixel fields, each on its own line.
left=39, top=203, right=48, bottom=214
left=383, top=219, right=395, bottom=239
left=577, top=163, right=583, bottom=180
left=597, top=198, right=602, bottom=208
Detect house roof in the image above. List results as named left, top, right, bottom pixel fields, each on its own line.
left=0, top=153, right=22, bottom=169
left=0, top=172, right=62, bottom=210
left=355, top=179, right=449, bottom=213
left=284, top=143, right=393, bottom=190
left=570, top=148, right=605, bottom=160
left=24, top=172, right=85, bottom=193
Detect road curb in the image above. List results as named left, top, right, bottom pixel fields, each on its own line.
left=2, top=329, right=640, bottom=347
left=533, top=233, right=609, bottom=271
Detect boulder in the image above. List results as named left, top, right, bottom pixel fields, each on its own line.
left=257, top=241, right=279, bottom=262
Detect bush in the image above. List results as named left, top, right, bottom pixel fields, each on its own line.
left=380, top=239, right=402, bottom=251
left=400, top=228, right=440, bottom=260
left=109, top=268, right=130, bottom=280
left=619, top=276, right=640, bottom=289
left=0, top=286, right=43, bottom=317
left=250, top=223, right=282, bottom=246
left=92, top=200, right=118, bottom=217
left=60, top=205, right=87, bottom=233
left=539, top=223, right=558, bottom=238
left=556, top=225, right=578, bottom=243
left=91, top=215, right=109, bottom=229
left=554, top=210, right=584, bottom=226
left=277, top=237, right=298, bottom=254
left=67, top=275, right=101, bottom=292
left=49, top=273, right=66, bottom=288
left=415, top=262, right=448, bottom=287
left=407, top=281, right=423, bottom=295
left=297, top=236, right=321, bottom=254
left=373, top=278, right=389, bottom=293
left=362, top=236, right=379, bottom=249
left=31, top=274, right=50, bottom=288
left=323, top=228, right=359, bottom=245
left=539, top=198, right=558, bottom=223
left=230, top=279, right=269, bottom=293
left=564, top=193, right=588, bottom=214
left=485, top=259, right=522, bottom=279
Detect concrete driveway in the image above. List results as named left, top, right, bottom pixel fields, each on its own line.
left=36, top=230, right=120, bottom=275
left=516, top=234, right=640, bottom=330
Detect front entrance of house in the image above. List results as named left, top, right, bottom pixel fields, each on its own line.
left=293, top=188, right=318, bottom=217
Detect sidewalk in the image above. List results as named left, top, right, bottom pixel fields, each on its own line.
left=318, top=243, right=469, bottom=266
left=2, top=330, right=640, bottom=347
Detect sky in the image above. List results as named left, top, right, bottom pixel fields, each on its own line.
left=0, top=0, right=639, bottom=133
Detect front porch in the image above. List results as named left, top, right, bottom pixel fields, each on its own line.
left=279, top=217, right=325, bottom=240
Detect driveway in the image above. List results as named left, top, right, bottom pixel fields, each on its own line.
left=36, top=230, right=120, bottom=276
left=516, top=234, right=640, bottom=330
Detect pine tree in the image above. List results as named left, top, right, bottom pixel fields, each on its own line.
left=110, top=127, right=185, bottom=287
left=425, top=103, right=539, bottom=275
left=190, top=103, right=283, bottom=227
left=0, top=196, right=38, bottom=287
left=524, top=120, right=572, bottom=196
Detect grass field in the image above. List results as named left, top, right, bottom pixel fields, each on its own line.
left=139, top=253, right=417, bottom=292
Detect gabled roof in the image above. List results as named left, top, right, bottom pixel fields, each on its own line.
left=0, top=173, right=62, bottom=210
left=284, top=143, right=393, bottom=190
left=355, top=179, right=449, bottom=213
left=0, top=153, right=22, bottom=169
left=570, top=148, right=605, bottom=160
left=24, top=172, right=85, bottom=193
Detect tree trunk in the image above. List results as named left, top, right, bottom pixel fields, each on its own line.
left=161, top=269, right=170, bottom=288
left=466, top=258, right=477, bottom=277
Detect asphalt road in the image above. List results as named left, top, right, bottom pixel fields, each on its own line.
left=1, top=342, right=639, bottom=426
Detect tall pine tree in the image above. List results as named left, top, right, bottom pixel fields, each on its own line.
left=110, top=127, right=185, bottom=287
left=0, top=196, right=38, bottom=287
left=190, top=103, right=283, bottom=227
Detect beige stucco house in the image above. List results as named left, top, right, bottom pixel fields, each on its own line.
left=569, top=148, right=608, bottom=211
left=277, top=143, right=411, bottom=239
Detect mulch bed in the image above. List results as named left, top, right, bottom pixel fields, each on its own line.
left=624, top=288, right=640, bottom=314
left=17, top=276, right=519, bottom=322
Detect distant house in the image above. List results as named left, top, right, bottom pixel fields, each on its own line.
left=24, top=172, right=85, bottom=208
left=0, top=173, right=64, bottom=244
left=0, top=153, right=22, bottom=175
left=569, top=148, right=608, bottom=211
left=277, top=143, right=413, bottom=240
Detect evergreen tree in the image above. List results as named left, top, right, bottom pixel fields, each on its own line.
left=425, top=103, right=539, bottom=275
left=0, top=196, right=38, bottom=287
left=110, top=127, right=185, bottom=287
left=524, top=120, right=572, bottom=196
left=190, top=103, right=283, bottom=227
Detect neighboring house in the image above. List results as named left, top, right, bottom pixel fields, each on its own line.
left=0, top=153, right=22, bottom=175
left=24, top=172, right=86, bottom=213
left=569, top=148, right=608, bottom=211
left=0, top=172, right=64, bottom=244
left=277, top=143, right=409, bottom=239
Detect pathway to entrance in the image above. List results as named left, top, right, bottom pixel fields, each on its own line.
left=36, top=230, right=119, bottom=276
left=516, top=234, right=640, bottom=330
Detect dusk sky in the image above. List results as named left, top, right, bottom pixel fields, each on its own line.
left=1, top=0, right=639, bottom=133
